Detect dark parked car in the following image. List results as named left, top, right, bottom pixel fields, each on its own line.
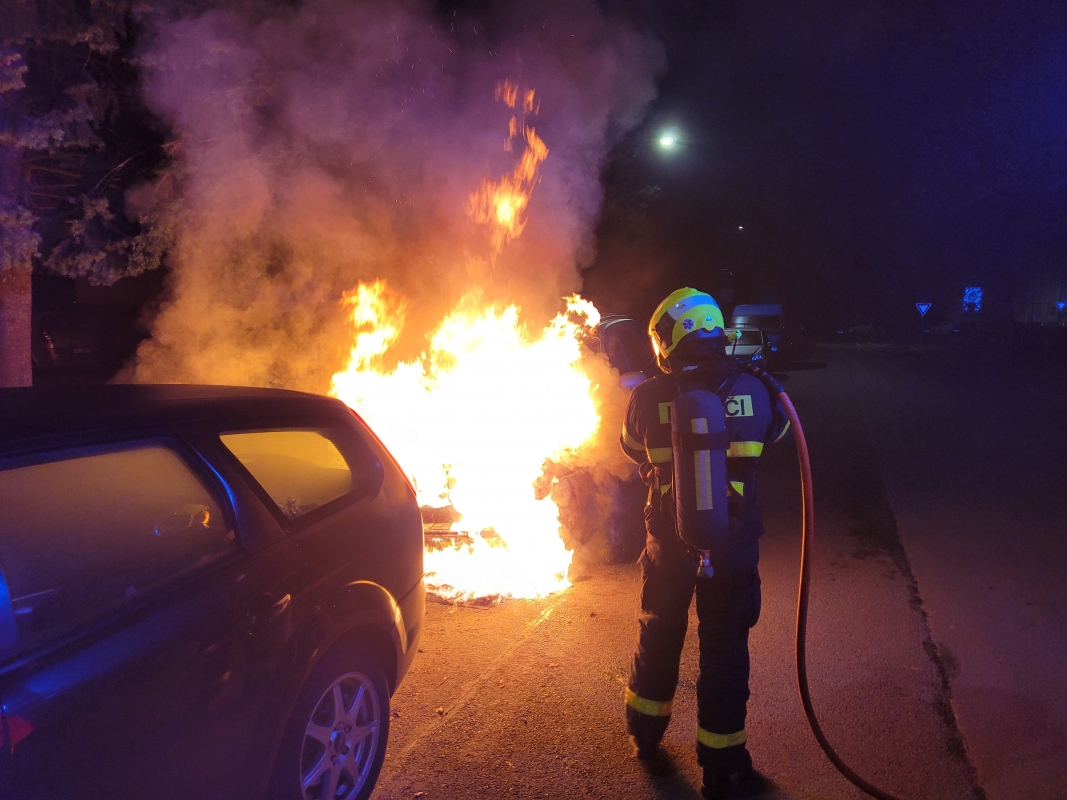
left=729, top=303, right=786, bottom=363
left=724, top=327, right=766, bottom=363
left=0, top=385, right=424, bottom=800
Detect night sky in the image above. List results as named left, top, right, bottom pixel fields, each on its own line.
left=584, top=0, right=1066, bottom=330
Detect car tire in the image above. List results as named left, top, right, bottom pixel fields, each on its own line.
left=268, top=642, right=391, bottom=800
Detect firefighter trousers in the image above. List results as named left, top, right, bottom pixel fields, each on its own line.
left=626, top=512, right=761, bottom=768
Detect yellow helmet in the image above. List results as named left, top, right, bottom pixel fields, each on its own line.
left=649, top=288, right=725, bottom=372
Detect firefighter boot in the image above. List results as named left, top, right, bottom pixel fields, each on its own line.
left=700, top=744, right=753, bottom=799
left=626, top=706, right=670, bottom=760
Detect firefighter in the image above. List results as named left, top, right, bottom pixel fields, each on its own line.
left=621, top=288, right=789, bottom=799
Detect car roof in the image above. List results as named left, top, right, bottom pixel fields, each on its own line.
left=0, top=384, right=349, bottom=445
left=731, top=304, right=782, bottom=316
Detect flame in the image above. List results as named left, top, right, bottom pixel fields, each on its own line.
left=342, top=280, right=405, bottom=366
left=467, top=82, right=549, bottom=259
left=329, top=79, right=604, bottom=603
left=331, top=286, right=602, bottom=602
left=496, top=79, right=519, bottom=108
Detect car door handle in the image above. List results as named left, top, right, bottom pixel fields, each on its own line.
left=245, top=593, right=291, bottom=626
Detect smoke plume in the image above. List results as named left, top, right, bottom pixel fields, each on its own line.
left=131, top=0, right=663, bottom=390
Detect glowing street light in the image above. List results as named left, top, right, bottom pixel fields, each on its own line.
left=656, top=128, right=683, bottom=152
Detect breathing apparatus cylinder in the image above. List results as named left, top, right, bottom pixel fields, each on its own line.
left=670, top=389, right=731, bottom=577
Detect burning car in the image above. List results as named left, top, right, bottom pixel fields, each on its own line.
left=385, top=308, right=652, bottom=599
left=330, top=287, right=609, bottom=603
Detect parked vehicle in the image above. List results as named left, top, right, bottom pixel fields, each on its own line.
left=730, top=304, right=783, bottom=359
left=724, top=327, right=766, bottom=362
left=32, top=313, right=101, bottom=369
left=0, top=385, right=424, bottom=800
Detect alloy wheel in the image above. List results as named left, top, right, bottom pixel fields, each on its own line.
left=299, top=670, right=382, bottom=800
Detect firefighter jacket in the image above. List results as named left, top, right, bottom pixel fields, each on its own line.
left=620, top=365, right=789, bottom=572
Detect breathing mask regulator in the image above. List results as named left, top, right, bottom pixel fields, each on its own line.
left=650, top=288, right=905, bottom=800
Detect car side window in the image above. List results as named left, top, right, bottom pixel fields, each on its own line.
left=0, top=444, right=236, bottom=651
left=220, top=429, right=365, bottom=520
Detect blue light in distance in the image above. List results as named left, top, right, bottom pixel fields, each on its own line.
left=963, top=286, right=983, bottom=312
left=1057, top=301, right=1066, bottom=313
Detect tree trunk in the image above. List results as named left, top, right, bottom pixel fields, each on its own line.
left=1, top=142, right=36, bottom=387
left=0, top=263, right=32, bottom=386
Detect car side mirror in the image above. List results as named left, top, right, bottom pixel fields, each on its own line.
left=619, top=371, right=649, bottom=390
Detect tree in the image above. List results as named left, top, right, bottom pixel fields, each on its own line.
left=0, top=2, right=172, bottom=386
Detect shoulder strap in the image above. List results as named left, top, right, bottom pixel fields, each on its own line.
left=715, top=368, right=744, bottom=401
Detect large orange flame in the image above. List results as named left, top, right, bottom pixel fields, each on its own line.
left=331, top=286, right=602, bottom=602
left=330, top=80, right=606, bottom=603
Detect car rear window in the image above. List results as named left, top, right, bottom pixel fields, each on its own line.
left=0, top=444, right=236, bottom=649
left=727, top=329, right=763, bottom=346
left=220, top=429, right=361, bottom=519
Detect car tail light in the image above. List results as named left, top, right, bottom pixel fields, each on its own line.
left=3, top=714, right=34, bottom=749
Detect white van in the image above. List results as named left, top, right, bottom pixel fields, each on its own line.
left=730, top=304, right=784, bottom=358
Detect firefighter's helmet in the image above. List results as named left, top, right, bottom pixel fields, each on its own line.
left=649, top=288, right=725, bottom=373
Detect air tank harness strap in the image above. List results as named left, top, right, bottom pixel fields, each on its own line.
left=715, top=367, right=744, bottom=400
left=673, top=430, right=733, bottom=452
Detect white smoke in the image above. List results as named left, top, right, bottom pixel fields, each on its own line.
left=130, top=0, right=664, bottom=390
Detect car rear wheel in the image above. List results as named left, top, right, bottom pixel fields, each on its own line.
left=270, top=644, right=390, bottom=800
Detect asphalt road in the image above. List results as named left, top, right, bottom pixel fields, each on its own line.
left=372, top=343, right=1063, bottom=800
left=829, top=342, right=1067, bottom=800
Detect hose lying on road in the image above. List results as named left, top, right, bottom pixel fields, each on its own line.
left=740, top=361, right=905, bottom=800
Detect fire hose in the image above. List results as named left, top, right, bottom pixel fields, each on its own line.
left=737, top=360, right=905, bottom=800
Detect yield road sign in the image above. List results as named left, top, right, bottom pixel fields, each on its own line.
left=915, top=302, right=932, bottom=317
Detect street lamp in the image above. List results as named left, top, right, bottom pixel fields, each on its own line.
left=656, top=128, right=683, bottom=152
